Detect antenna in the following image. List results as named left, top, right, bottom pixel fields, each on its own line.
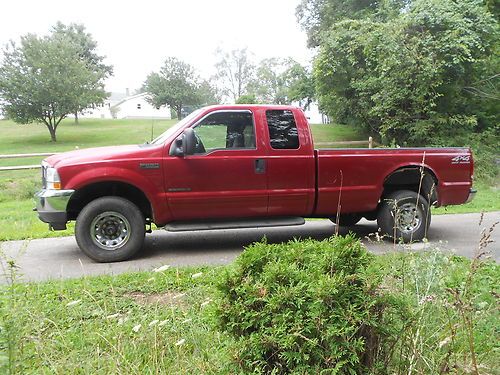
left=150, top=118, right=154, bottom=143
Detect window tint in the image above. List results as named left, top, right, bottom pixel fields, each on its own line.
left=266, top=110, right=299, bottom=149
left=193, top=111, right=255, bottom=154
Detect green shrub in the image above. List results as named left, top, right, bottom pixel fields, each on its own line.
left=214, top=236, right=397, bottom=374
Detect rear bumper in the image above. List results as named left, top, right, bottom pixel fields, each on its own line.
left=34, top=189, right=74, bottom=230
left=465, top=188, right=477, bottom=204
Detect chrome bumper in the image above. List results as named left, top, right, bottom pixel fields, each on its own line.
left=465, top=188, right=477, bottom=204
left=34, top=189, right=74, bottom=230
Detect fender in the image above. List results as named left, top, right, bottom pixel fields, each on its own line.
left=383, top=162, right=440, bottom=185
left=382, top=163, right=440, bottom=203
left=63, top=165, right=172, bottom=224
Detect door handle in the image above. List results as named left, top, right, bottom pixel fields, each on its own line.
left=255, top=159, right=266, bottom=174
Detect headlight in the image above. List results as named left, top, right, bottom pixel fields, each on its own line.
left=45, top=166, right=61, bottom=190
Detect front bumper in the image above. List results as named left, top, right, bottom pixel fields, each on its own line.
left=465, top=188, right=477, bottom=204
left=34, top=189, right=75, bottom=230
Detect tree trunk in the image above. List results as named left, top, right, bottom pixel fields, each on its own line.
left=177, top=105, right=182, bottom=120
left=302, top=99, right=312, bottom=111
left=74, top=112, right=79, bottom=125
left=49, top=128, right=57, bottom=142
left=46, top=124, right=57, bottom=142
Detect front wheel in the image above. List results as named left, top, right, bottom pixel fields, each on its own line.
left=377, top=190, right=430, bottom=242
left=75, top=197, right=145, bottom=262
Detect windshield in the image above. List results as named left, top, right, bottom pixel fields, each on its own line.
left=150, top=109, right=203, bottom=145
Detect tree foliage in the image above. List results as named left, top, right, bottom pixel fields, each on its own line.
left=250, top=58, right=296, bottom=104
left=296, top=0, right=410, bottom=47
left=286, top=62, right=316, bottom=109
left=51, top=22, right=113, bottom=123
left=214, top=48, right=255, bottom=102
left=143, top=57, right=216, bottom=120
left=213, top=47, right=316, bottom=107
left=314, top=0, right=499, bottom=146
left=235, top=94, right=258, bottom=104
left=242, top=58, right=315, bottom=107
left=0, top=25, right=111, bottom=141
left=197, top=79, right=221, bottom=106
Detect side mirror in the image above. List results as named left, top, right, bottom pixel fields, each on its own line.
left=168, top=128, right=196, bottom=157
left=182, top=128, right=196, bottom=156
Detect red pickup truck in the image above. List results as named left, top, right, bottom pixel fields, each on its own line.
left=35, top=105, right=475, bottom=262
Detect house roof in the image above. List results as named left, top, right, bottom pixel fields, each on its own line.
left=108, top=92, right=129, bottom=102
left=111, top=92, right=150, bottom=109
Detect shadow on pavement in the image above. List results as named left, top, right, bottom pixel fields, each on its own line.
left=140, top=220, right=383, bottom=259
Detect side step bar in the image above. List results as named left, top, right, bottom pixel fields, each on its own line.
left=164, top=216, right=305, bottom=232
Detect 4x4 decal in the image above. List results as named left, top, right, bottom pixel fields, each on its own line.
left=451, top=155, right=471, bottom=164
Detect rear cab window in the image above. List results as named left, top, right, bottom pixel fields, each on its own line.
left=265, top=109, right=300, bottom=150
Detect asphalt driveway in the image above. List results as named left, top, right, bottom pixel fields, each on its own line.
left=1, top=211, right=498, bottom=283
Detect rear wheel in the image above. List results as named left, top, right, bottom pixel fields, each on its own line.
left=75, top=197, right=145, bottom=262
left=377, top=190, right=430, bottom=242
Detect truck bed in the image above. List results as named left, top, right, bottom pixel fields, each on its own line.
left=314, top=147, right=473, bottom=215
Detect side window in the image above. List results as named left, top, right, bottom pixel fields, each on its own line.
left=193, top=111, right=255, bottom=154
left=266, top=110, right=299, bottom=149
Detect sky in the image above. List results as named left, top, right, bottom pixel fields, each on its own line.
left=0, top=0, right=313, bottom=93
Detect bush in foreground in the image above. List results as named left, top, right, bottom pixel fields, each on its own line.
left=215, top=236, right=398, bottom=374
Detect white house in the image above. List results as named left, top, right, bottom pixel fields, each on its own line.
left=81, top=92, right=171, bottom=120
left=293, top=101, right=330, bottom=124
left=80, top=91, right=125, bottom=119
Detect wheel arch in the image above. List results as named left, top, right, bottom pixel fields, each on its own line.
left=67, top=181, right=153, bottom=221
left=381, top=165, right=439, bottom=205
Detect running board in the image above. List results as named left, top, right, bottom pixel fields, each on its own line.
left=164, top=216, right=305, bottom=232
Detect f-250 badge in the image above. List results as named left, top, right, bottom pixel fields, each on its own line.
left=451, top=155, right=471, bottom=164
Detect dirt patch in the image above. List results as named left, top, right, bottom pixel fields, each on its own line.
left=124, top=291, right=187, bottom=308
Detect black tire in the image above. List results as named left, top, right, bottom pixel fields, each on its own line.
left=75, top=197, right=145, bottom=262
left=330, top=213, right=362, bottom=227
left=377, top=190, right=430, bottom=242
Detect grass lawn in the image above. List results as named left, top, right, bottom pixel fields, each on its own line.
left=0, top=118, right=497, bottom=241
left=0, top=118, right=177, bottom=168
left=1, top=244, right=498, bottom=374
left=310, top=122, right=373, bottom=145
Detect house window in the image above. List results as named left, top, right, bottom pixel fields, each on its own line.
left=137, top=103, right=142, bottom=110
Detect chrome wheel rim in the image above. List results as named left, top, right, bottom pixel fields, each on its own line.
left=395, top=203, right=421, bottom=234
left=90, top=211, right=130, bottom=251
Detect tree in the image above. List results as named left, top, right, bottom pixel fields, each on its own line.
left=236, top=94, right=258, bottom=104
left=51, top=22, right=113, bottom=124
left=197, top=79, right=221, bottom=106
left=143, top=57, right=202, bottom=120
left=296, top=0, right=410, bottom=47
left=0, top=30, right=110, bottom=142
left=214, top=48, right=255, bottom=102
left=250, top=58, right=296, bottom=104
left=285, top=63, right=316, bottom=110
left=247, top=59, right=315, bottom=107
left=314, top=0, right=498, bottom=145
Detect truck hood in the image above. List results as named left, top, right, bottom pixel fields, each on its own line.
left=44, top=144, right=160, bottom=169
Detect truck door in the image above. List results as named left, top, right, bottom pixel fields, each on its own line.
left=263, top=109, right=316, bottom=216
left=163, top=110, right=268, bottom=220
